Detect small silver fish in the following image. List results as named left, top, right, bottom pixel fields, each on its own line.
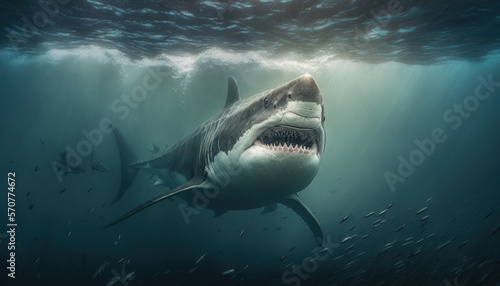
left=339, top=214, right=350, bottom=223
left=194, top=252, right=207, bottom=268
left=436, top=240, right=451, bottom=250
left=420, top=215, right=430, bottom=221
left=378, top=209, right=388, bottom=216
left=364, top=211, right=375, bottom=218
left=222, top=269, right=235, bottom=276
left=416, top=207, right=428, bottom=215
left=341, top=236, right=352, bottom=243
left=401, top=241, right=413, bottom=246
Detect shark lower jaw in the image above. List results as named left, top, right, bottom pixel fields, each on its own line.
left=251, top=126, right=320, bottom=156
left=234, top=125, right=321, bottom=197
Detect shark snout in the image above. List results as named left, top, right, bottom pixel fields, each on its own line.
left=288, top=74, right=322, bottom=104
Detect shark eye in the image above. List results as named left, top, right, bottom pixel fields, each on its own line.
left=264, top=97, right=269, bottom=108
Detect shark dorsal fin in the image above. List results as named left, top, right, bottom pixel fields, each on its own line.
left=225, top=77, right=240, bottom=108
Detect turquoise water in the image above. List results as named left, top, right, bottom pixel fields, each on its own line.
left=1, top=0, right=500, bottom=285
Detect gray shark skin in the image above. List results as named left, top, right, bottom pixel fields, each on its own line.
left=106, top=74, right=326, bottom=245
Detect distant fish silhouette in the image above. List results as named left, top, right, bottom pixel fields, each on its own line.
left=222, top=269, right=235, bottom=275
left=378, top=209, right=388, bottom=216
left=193, top=252, right=207, bottom=268
left=364, top=211, right=375, bottom=218
left=492, top=222, right=500, bottom=236
left=92, top=261, right=109, bottom=279
left=53, top=146, right=87, bottom=175
left=485, top=210, right=493, bottom=219
left=147, top=143, right=161, bottom=154
left=416, top=207, right=429, bottom=215
left=90, top=151, right=109, bottom=172
left=339, top=214, right=350, bottom=223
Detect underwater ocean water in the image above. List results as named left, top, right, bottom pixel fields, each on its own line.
left=1, top=0, right=500, bottom=285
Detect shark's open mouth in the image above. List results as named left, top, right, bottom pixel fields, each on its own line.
left=253, top=126, right=319, bottom=154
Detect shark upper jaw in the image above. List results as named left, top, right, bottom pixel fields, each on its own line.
left=242, top=100, right=325, bottom=159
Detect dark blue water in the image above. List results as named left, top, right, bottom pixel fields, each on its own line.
left=1, top=0, right=500, bottom=285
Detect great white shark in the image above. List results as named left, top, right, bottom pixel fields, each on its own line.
left=106, top=74, right=326, bottom=246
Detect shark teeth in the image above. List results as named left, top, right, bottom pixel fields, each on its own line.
left=261, top=142, right=317, bottom=154
left=257, top=126, right=318, bottom=150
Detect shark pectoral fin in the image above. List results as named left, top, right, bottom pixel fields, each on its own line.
left=111, top=126, right=139, bottom=204
left=224, top=77, right=240, bottom=108
left=278, top=194, right=324, bottom=246
left=212, top=209, right=228, bottom=218
left=104, top=177, right=207, bottom=228
left=260, top=203, right=278, bottom=214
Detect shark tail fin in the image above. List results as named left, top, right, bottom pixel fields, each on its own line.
left=111, top=126, right=138, bottom=203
